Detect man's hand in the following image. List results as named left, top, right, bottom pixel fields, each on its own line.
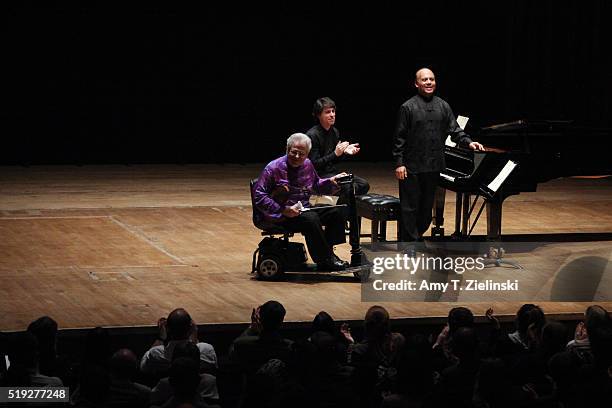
left=330, top=172, right=349, bottom=185
left=395, top=166, right=408, bottom=180
left=334, top=141, right=350, bottom=157
left=574, top=321, right=588, bottom=341
left=486, top=307, right=500, bottom=330
left=432, top=324, right=450, bottom=350
left=469, top=141, right=485, bottom=151
left=282, top=206, right=300, bottom=218
left=340, top=322, right=355, bottom=344
left=344, top=143, right=360, bottom=155
left=250, top=306, right=262, bottom=333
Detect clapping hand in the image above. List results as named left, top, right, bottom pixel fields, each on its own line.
left=340, top=322, right=355, bottom=343
left=486, top=307, right=500, bottom=329
left=344, top=143, right=360, bottom=155
left=335, top=141, right=350, bottom=156
left=250, top=306, right=262, bottom=333
left=574, top=321, right=588, bottom=341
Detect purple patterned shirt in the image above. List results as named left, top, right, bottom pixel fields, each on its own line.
left=253, top=155, right=338, bottom=222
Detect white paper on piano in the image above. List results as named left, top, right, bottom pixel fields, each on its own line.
left=445, top=115, right=469, bottom=147
left=487, top=160, right=517, bottom=193
left=440, top=173, right=456, bottom=182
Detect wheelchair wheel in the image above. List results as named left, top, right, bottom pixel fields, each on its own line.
left=257, top=255, right=283, bottom=280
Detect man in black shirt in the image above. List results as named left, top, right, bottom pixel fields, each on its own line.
left=392, top=68, right=484, bottom=245
left=306, top=97, right=370, bottom=207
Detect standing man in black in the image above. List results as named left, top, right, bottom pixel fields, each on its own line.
left=393, top=68, right=484, bottom=248
left=306, top=97, right=370, bottom=207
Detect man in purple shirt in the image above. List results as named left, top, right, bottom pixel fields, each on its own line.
left=253, top=133, right=349, bottom=271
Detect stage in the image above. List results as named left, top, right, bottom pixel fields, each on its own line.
left=1, top=163, right=611, bottom=331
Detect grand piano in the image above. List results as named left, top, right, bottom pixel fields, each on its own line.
left=432, top=119, right=611, bottom=240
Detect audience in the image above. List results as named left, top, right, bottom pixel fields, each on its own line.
left=2, top=303, right=610, bottom=408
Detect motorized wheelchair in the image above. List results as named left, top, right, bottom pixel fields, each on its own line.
left=250, top=178, right=370, bottom=281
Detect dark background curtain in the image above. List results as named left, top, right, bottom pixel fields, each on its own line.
left=1, top=1, right=610, bottom=164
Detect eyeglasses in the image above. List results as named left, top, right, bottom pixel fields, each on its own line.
left=288, top=149, right=308, bottom=158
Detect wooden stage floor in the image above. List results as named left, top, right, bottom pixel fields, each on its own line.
left=1, top=163, right=611, bottom=331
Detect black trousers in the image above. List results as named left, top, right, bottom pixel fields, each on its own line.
left=398, top=171, right=439, bottom=242
left=281, top=207, right=346, bottom=263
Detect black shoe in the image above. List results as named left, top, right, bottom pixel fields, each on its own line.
left=333, top=254, right=350, bottom=268
left=317, top=258, right=347, bottom=271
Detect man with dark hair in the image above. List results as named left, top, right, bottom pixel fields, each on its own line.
left=306, top=97, right=370, bottom=207
left=141, top=308, right=217, bottom=378
left=229, top=300, right=293, bottom=376
left=258, top=300, right=287, bottom=333
left=27, top=316, right=62, bottom=378
left=448, top=306, right=475, bottom=335
left=393, top=68, right=484, bottom=247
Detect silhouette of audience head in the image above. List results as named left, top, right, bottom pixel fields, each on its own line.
left=448, top=307, right=474, bottom=335
left=83, top=326, right=111, bottom=367
left=515, top=304, right=545, bottom=340
left=110, top=348, right=138, bottom=380
left=585, top=304, right=611, bottom=335
left=312, top=311, right=335, bottom=335
left=259, top=301, right=286, bottom=333
left=27, top=316, right=58, bottom=353
left=364, top=305, right=390, bottom=341
left=167, top=308, right=193, bottom=341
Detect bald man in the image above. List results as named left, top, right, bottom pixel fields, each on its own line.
left=392, top=68, right=484, bottom=247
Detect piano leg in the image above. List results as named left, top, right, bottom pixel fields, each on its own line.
left=452, top=192, right=462, bottom=238
left=461, top=193, right=471, bottom=236
left=486, top=196, right=503, bottom=241
left=432, top=187, right=446, bottom=237
left=484, top=194, right=522, bottom=269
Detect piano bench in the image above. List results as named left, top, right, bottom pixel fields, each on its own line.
left=355, top=193, right=401, bottom=247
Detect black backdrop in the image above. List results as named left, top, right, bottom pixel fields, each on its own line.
left=2, top=1, right=610, bottom=165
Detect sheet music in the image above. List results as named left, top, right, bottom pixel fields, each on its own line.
left=445, top=115, right=469, bottom=147
left=456, top=115, right=469, bottom=130
left=487, top=160, right=517, bottom=192
left=440, top=173, right=456, bottom=182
